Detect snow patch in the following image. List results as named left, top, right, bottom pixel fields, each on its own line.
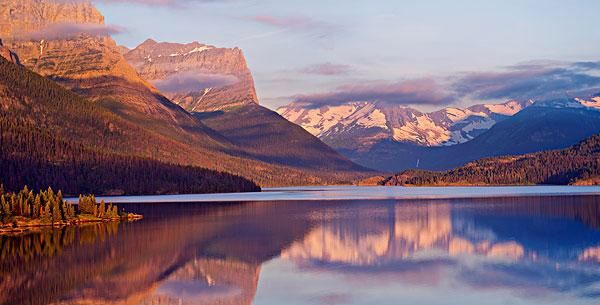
left=186, top=46, right=213, bottom=55
left=484, top=101, right=523, bottom=116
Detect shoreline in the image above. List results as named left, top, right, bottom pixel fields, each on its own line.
left=65, top=185, right=600, bottom=204
left=0, top=214, right=143, bottom=235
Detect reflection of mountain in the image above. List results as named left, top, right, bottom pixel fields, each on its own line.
left=137, top=258, right=260, bottom=305
left=283, top=204, right=525, bottom=265
left=1, top=197, right=599, bottom=304
left=280, top=197, right=600, bottom=300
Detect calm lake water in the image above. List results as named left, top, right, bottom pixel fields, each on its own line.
left=3, top=187, right=600, bottom=305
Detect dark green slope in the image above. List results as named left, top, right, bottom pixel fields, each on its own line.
left=0, top=57, right=260, bottom=194
left=384, top=134, right=600, bottom=186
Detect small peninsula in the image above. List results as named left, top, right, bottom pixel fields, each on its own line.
left=1, top=185, right=141, bottom=235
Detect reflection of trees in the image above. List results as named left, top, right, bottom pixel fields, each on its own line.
left=455, top=196, right=600, bottom=229
left=0, top=202, right=315, bottom=305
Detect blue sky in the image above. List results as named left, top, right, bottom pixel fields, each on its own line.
left=96, top=0, right=600, bottom=109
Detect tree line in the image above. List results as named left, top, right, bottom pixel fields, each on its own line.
left=0, top=185, right=120, bottom=225
left=385, top=134, right=600, bottom=186
left=0, top=114, right=261, bottom=195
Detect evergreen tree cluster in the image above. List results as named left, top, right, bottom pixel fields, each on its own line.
left=77, top=195, right=118, bottom=219
left=0, top=114, right=260, bottom=195
left=0, top=185, right=124, bottom=225
left=0, top=185, right=76, bottom=224
left=386, top=134, right=600, bottom=186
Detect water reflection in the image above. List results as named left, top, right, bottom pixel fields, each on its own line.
left=0, top=196, right=599, bottom=304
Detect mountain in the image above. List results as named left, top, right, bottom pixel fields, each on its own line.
left=123, top=38, right=372, bottom=180
left=0, top=56, right=260, bottom=195
left=195, top=103, right=365, bottom=173
left=384, top=134, right=600, bottom=186
left=348, top=99, right=600, bottom=171
left=279, top=96, right=600, bottom=172
left=0, top=0, right=206, bottom=131
left=277, top=100, right=533, bottom=150
left=124, top=39, right=258, bottom=112
left=1, top=0, right=371, bottom=186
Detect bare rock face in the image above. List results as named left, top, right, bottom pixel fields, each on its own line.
left=0, top=39, right=19, bottom=64
left=0, top=0, right=195, bottom=125
left=125, top=39, right=258, bottom=112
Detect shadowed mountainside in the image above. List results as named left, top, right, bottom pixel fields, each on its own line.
left=0, top=57, right=260, bottom=195
left=384, top=134, right=600, bottom=186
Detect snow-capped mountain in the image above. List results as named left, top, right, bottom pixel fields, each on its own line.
left=277, top=100, right=534, bottom=150
left=279, top=95, right=600, bottom=172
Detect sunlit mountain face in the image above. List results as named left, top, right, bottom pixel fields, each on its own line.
left=1, top=197, right=599, bottom=305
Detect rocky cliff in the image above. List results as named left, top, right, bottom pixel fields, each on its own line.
left=125, top=39, right=258, bottom=112
left=0, top=0, right=195, bottom=125
left=0, top=39, right=19, bottom=64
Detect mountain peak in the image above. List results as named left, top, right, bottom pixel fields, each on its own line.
left=140, top=38, right=158, bottom=46
left=125, top=39, right=258, bottom=112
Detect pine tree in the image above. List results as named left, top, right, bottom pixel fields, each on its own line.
left=41, top=202, right=51, bottom=224
left=33, top=195, right=41, bottom=218
left=99, top=200, right=105, bottom=218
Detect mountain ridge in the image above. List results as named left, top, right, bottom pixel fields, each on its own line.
left=384, top=134, right=600, bottom=186
left=277, top=99, right=534, bottom=150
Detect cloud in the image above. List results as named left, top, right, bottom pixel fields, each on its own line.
left=153, top=71, right=238, bottom=93
left=300, top=63, right=353, bottom=76
left=245, top=14, right=337, bottom=33
left=291, top=61, right=600, bottom=108
left=572, top=61, right=600, bottom=70
left=454, top=63, right=600, bottom=100
left=293, top=79, right=455, bottom=107
left=16, top=23, right=124, bottom=41
left=57, top=0, right=228, bottom=7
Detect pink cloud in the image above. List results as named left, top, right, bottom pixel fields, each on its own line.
left=294, top=79, right=455, bottom=107
left=245, top=14, right=337, bottom=33
left=249, top=15, right=316, bottom=28
left=16, top=23, right=124, bottom=41
left=153, top=71, right=239, bottom=93
left=300, top=63, right=353, bottom=76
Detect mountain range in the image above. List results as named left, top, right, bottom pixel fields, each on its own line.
left=0, top=0, right=372, bottom=192
left=278, top=97, right=600, bottom=172
left=278, top=99, right=534, bottom=149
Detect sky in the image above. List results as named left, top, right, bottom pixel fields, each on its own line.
left=94, top=0, right=600, bottom=110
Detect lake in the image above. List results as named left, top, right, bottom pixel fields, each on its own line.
left=3, top=186, right=600, bottom=305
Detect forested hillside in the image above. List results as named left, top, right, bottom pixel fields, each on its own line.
left=384, top=134, right=600, bottom=186
left=0, top=115, right=260, bottom=195
left=0, top=57, right=259, bottom=195
left=0, top=54, right=370, bottom=187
